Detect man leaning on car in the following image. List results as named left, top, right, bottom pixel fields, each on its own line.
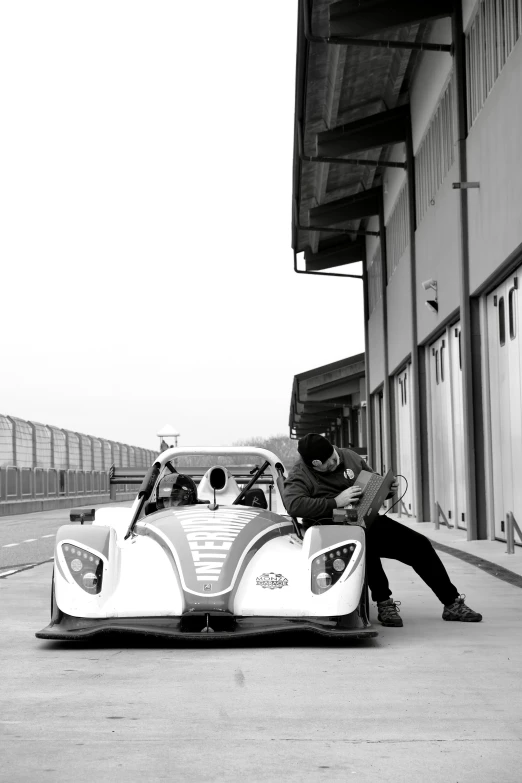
left=283, top=433, right=482, bottom=628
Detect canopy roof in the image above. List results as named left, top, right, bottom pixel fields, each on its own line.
left=292, top=0, right=454, bottom=273
left=289, top=352, right=365, bottom=438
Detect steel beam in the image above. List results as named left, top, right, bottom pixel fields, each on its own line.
left=405, top=110, right=423, bottom=520
left=378, top=188, right=393, bottom=475
left=362, top=257, right=373, bottom=463
left=303, top=0, right=452, bottom=52
left=316, top=105, right=410, bottom=158
left=309, top=187, right=381, bottom=226
left=329, top=0, right=455, bottom=38
left=299, top=223, right=380, bottom=237
left=452, top=3, right=478, bottom=540
left=298, top=118, right=406, bottom=169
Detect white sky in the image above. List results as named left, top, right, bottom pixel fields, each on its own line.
left=0, top=1, right=365, bottom=450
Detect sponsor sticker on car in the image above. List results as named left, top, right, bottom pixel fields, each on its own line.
left=256, top=572, right=288, bottom=589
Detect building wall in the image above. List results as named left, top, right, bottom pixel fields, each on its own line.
left=366, top=215, right=380, bottom=261
left=415, top=161, right=461, bottom=342
left=410, top=20, right=453, bottom=152
left=387, top=247, right=413, bottom=373
left=383, top=144, right=407, bottom=223
left=368, top=299, right=384, bottom=393
left=463, top=0, right=481, bottom=29
left=467, top=38, right=522, bottom=292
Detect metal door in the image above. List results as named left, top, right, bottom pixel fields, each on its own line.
left=486, top=270, right=521, bottom=540
left=450, top=324, right=467, bottom=529
left=508, top=278, right=522, bottom=539
left=428, top=332, right=455, bottom=525
left=395, top=366, right=415, bottom=515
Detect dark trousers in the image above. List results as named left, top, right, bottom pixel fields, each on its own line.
left=366, top=515, right=459, bottom=606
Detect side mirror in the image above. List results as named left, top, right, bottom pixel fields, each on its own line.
left=70, top=508, right=96, bottom=524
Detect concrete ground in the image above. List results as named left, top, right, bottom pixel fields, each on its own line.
left=2, top=537, right=522, bottom=782
left=390, top=511, right=522, bottom=578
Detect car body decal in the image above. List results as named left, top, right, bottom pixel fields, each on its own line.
left=140, top=506, right=293, bottom=601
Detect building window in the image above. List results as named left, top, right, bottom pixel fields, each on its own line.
left=386, top=184, right=410, bottom=280
left=415, top=74, right=456, bottom=225
left=466, top=0, right=522, bottom=130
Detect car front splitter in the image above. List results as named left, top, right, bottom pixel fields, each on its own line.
left=36, top=612, right=378, bottom=641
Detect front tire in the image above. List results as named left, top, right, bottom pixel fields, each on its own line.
left=50, top=569, right=63, bottom=625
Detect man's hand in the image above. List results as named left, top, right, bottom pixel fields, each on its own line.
left=334, top=485, right=363, bottom=508
left=389, top=477, right=400, bottom=495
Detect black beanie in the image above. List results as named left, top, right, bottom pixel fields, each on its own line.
left=298, top=433, right=334, bottom=465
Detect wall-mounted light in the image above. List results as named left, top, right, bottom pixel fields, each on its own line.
left=422, top=279, right=438, bottom=313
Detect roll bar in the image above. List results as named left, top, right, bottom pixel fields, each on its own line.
left=123, top=446, right=294, bottom=539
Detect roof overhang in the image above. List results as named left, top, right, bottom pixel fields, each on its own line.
left=292, top=0, right=455, bottom=273
left=289, top=353, right=365, bottom=437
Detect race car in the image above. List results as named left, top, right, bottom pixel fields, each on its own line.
left=36, top=447, right=377, bottom=641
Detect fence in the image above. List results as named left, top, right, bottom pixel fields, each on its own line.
left=0, top=413, right=156, bottom=513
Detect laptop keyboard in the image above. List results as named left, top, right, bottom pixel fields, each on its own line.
left=356, top=473, right=385, bottom=521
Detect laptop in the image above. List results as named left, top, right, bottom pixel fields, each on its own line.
left=347, top=468, right=395, bottom=528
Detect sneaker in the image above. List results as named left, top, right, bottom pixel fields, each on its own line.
left=377, top=598, right=403, bottom=627
left=442, top=595, right=482, bottom=622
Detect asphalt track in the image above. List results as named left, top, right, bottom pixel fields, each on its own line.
left=0, top=503, right=134, bottom=577
left=2, top=510, right=522, bottom=782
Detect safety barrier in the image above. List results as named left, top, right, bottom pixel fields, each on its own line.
left=0, top=413, right=157, bottom=516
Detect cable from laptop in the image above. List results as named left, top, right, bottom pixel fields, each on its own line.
left=385, top=474, right=409, bottom=514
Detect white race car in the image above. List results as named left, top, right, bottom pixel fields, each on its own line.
left=36, top=447, right=377, bottom=641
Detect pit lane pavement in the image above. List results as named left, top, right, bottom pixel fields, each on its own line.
left=1, top=509, right=522, bottom=782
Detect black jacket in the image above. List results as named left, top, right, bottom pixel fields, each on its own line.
left=283, top=447, right=373, bottom=521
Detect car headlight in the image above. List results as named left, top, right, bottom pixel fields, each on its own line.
left=62, top=543, right=103, bottom=594
left=311, top=545, right=356, bottom=594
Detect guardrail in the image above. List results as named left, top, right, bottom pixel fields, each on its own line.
left=0, top=465, right=140, bottom=516
left=0, top=412, right=158, bottom=516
